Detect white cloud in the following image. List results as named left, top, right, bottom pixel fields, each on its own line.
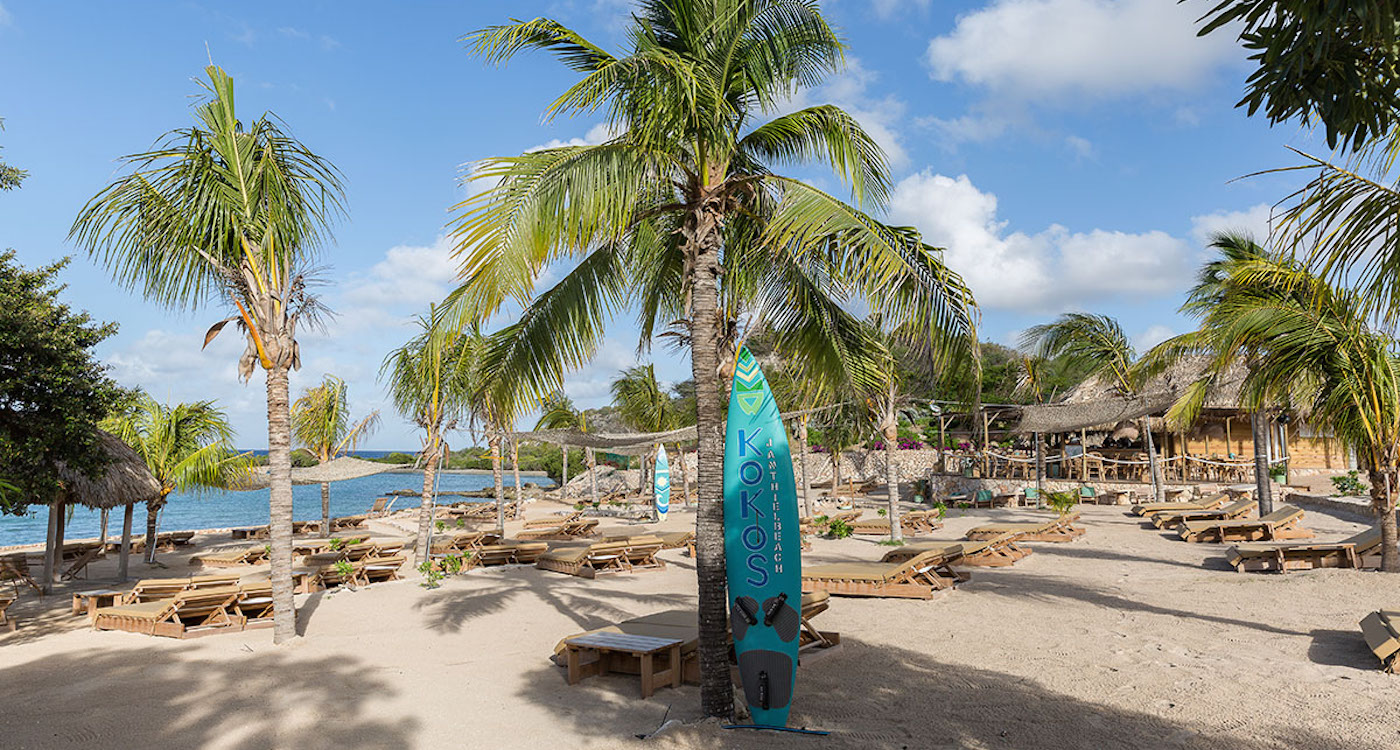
left=532, top=123, right=618, bottom=151
left=774, top=57, right=910, bottom=170
left=1188, top=203, right=1274, bottom=248
left=887, top=170, right=1199, bottom=311
left=1133, top=324, right=1176, bottom=352
left=1064, top=135, right=1095, bottom=160
left=870, top=0, right=931, bottom=20
left=0, top=3, right=12, bottom=26
left=926, top=0, right=1240, bottom=102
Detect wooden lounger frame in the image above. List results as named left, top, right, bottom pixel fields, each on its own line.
left=1178, top=505, right=1313, bottom=543
left=524, top=510, right=584, bottom=529
left=191, top=545, right=269, bottom=568
left=93, top=587, right=243, bottom=638
left=881, top=532, right=1032, bottom=568
left=1361, top=610, right=1400, bottom=674
left=1151, top=499, right=1256, bottom=529
left=468, top=542, right=550, bottom=568
left=0, top=593, right=15, bottom=632
left=1228, top=528, right=1384, bottom=572
left=802, top=549, right=968, bottom=599
left=965, top=513, right=1085, bottom=543
left=517, top=518, right=600, bottom=541
left=1132, top=493, right=1228, bottom=517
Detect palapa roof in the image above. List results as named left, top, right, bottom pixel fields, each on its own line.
left=240, top=456, right=412, bottom=489
left=1016, top=357, right=1247, bottom=435
left=55, top=430, right=162, bottom=509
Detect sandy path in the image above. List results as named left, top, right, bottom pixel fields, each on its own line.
left=2, top=502, right=1398, bottom=749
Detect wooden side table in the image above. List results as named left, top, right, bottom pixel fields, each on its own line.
left=563, top=632, right=684, bottom=698
left=72, top=589, right=126, bottom=620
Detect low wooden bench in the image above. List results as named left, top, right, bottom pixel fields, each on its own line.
left=72, top=589, right=126, bottom=620
left=562, top=632, right=684, bottom=698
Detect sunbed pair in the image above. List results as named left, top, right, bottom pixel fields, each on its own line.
left=802, top=547, right=969, bottom=600
left=849, top=509, right=944, bottom=536
left=964, top=513, right=1085, bottom=543
left=1178, top=505, right=1312, bottom=543
left=190, top=545, right=270, bottom=568
left=536, top=536, right=666, bottom=579
left=92, top=580, right=274, bottom=638
left=1151, top=498, right=1256, bottom=530
left=517, top=518, right=600, bottom=541
left=880, top=531, right=1032, bottom=568
left=1228, top=527, right=1386, bottom=572
left=1130, top=492, right=1229, bottom=517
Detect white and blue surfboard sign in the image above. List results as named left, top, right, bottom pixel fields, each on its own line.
left=654, top=445, right=670, bottom=519
left=723, top=346, right=801, bottom=728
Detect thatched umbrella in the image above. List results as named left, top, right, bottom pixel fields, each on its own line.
left=47, top=430, right=162, bottom=588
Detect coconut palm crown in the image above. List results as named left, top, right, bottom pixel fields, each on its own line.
left=291, top=374, right=380, bottom=535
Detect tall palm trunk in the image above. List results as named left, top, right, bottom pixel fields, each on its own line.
left=673, top=444, right=691, bottom=509
left=491, top=432, right=506, bottom=534
left=797, top=418, right=813, bottom=518
left=511, top=438, right=524, bottom=505
left=143, top=497, right=163, bottom=564
left=586, top=447, right=599, bottom=506
left=884, top=423, right=903, bottom=543
left=1251, top=411, right=1274, bottom=515
left=1367, top=465, right=1400, bottom=572
left=99, top=508, right=109, bottom=550
left=118, top=502, right=134, bottom=580
left=266, top=366, right=297, bottom=644
left=831, top=451, right=842, bottom=501
left=320, top=481, right=331, bottom=538
left=1035, top=433, right=1046, bottom=504
left=1141, top=417, right=1164, bottom=503
left=416, top=439, right=440, bottom=562
left=684, top=191, right=735, bottom=720
left=561, top=444, right=569, bottom=500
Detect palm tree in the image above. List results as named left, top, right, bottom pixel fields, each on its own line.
left=1161, top=233, right=1400, bottom=571
left=449, top=3, right=976, bottom=717
left=70, top=66, right=344, bottom=643
left=291, top=374, right=380, bottom=535
left=382, top=310, right=479, bottom=563
left=611, top=364, right=676, bottom=512
left=1022, top=313, right=1166, bottom=502
left=813, top=400, right=871, bottom=501
left=102, top=396, right=251, bottom=571
left=1016, top=355, right=1049, bottom=497
left=536, top=392, right=598, bottom=505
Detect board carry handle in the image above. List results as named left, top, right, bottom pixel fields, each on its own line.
left=758, top=670, right=770, bottom=709
left=762, top=592, right=788, bottom=626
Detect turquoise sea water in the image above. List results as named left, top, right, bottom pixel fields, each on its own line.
left=0, top=471, right=553, bottom=548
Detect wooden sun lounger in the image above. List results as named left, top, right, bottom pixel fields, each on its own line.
left=430, top=531, right=501, bottom=555
left=362, top=554, right=406, bottom=584
left=524, top=510, right=584, bottom=529
left=191, top=545, right=270, bottom=568
left=467, top=542, right=550, bottom=568
left=849, top=513, right=944, bottom=536
left=965, top=513, right=1084, bottom=543
left=1361, top=610, right=1400, bottom=673
left=1, top=554, right=41, bottom=594
left=537, top=541, right=633, bottom=578
left=1131, top=492, right=1228, bottom=517
left=881, top=531, right=1032, bottom=568
left=61, top=545, right=104, bottom=581
left=1151, top=499, right=1257, bottom=529
left=1228, top=527, right=1385, bottom=572
left=517, top=518, right=600, bottom=541
left=0, top=592, right=15, bottom=632
left=366, top=497, right=394, bottom=518
left=122, top=573, right=242, bottom=604
left=655, top=531, right=694, bottom=550
left=802, top=548, right=968, bottom=599
left=93, top=586, right=243, bottom=638
left=330, top=514, right=368, bottom=531
left=1178, top=505, right=1313, bottom=543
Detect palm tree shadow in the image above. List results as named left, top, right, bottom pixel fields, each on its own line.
left=0, top=647, right=418, bottom=749
left=511, top=639, right=1345, bottom=749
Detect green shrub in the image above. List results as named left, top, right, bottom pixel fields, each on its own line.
left=1331, top=470, right=1366, bottom=497
left=876, top=538, right=905, bottom=546
left=931, top=502, right=947, bottom=519
left=825, top=519, right=854, bottom=539
left=876, top=508, right=887, bottom=517
left=327, top=537, right=345, bottom=551
left=1045, top=490, right=1078, bottom=516
left=332, top=560, right=355, bottom=580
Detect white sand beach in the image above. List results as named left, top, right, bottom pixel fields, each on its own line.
left=2, top=500, right=1397, bottom=750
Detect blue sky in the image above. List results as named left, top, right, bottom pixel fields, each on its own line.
left=0, top=0, right=1325, bottom=450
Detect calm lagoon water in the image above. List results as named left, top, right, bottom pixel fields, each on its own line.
left=0, top=470, right=553, bottom=548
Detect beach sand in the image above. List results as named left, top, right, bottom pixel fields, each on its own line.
left=2, top=499, right=1398, bottom=749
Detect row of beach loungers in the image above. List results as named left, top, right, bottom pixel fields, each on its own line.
left=800, top=513, right=1084, bottom=599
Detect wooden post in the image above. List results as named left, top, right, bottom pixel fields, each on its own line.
left=938, top=417, right=947, bottom=473
left=1225, top=416, right=1233, bottom=457
left=42, top=500, right=59, bottom=594
left=118, top=501, right=134, bottom=580
left=1080, top=428, right=1088, bottom=481
left=99, top=508, right=110, bottom=550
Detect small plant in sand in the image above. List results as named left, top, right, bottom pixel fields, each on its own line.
left=813, top=514, right=831, bottom=527
left=824, top=518, right=854, bottom=539
left=876, top=508, right=887, bottom=517
left=455, top=518, right=467, bottom=529
left=931, top=502, right=947, bottom=519
left=876, top=538, right=904, bottom=546
left=574, top=502, right=585, bottom=511
left=332, top=559, right=355, bottom=583
left=435, top=520, right=446, bottom=532
left=263, top=544, right=272, bottom=556
left=955, top=501, right=971, bottom=510
left=327, top=537, right=345, bottom=551
left=1332, top=471, right=1365, bottom=497
left=417, top=559, right=442, bottom=588
left=1045, top=490, right=1078, bottom=516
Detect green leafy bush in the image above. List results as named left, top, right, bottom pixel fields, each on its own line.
left=825, top=519, right=854, bottom=539
left=1332, top=471, right=1366, bottom=497
left=876, top=508, right=887, bottom=517
left=1045, top=490, right=1078, bottom=516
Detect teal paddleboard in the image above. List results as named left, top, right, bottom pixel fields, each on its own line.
left=724, top=346, right=801, bottom=728
left=654, top=445, right=670, bottom=519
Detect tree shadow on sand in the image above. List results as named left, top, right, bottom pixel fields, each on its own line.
left=0, top=647, right=418, bottom=749
left=412, top=567, right=692, bottom=634
left=511, top=639, right=1345, bottom=749
left=1027, top=543, right=1224, bottom=571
